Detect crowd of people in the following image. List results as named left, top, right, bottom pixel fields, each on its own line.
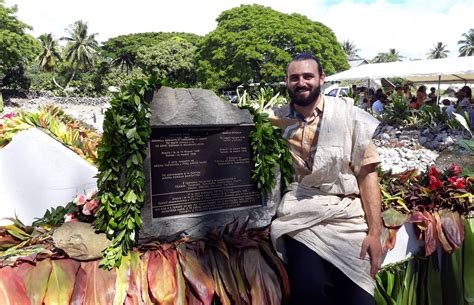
left=350, top=83, right=473, bottom=117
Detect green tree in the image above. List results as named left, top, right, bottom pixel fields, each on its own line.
left=196, top=4, right=349, bottom=90
left=0, top=0, right=40, bottom=90
left=427, top=42, right=449, bottom=59
left=101, top=32, right=201, bottom=63
left=372, top=48, right=404, bottom=63
left=37, top=33, right=63, bottom=89
left=341, top=40, right=360, bottom=59
left=135, top=37, right=197, bottom=86
left=458, top=28, right=474, bottom=56
left=61, top=20, right=99, bottom=91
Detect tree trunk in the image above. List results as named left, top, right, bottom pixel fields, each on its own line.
left=63, top=69, right=76, bottom=97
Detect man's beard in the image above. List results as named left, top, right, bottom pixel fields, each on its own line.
left=289, top=86, right=321, bottom=106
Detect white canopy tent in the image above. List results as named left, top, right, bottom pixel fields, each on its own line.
left=326, top=56, right=474, bottom=84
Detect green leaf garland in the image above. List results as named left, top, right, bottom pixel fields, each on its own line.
left=95, top=75, right=159, bottom=269
left=237, top=88, right=293, bottom=193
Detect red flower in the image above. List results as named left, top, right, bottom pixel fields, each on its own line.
left=428, top=166, right=440, bottom=178
left=448, top=176, right=466, bottom=189
left=429, top=175, right=443, bottom=190
left=0, top=112, right=16, bottom=119
left=448, top=163, right=462, bottom=176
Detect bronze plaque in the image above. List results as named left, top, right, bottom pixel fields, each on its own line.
left=150, top=125, right=262, bottom=218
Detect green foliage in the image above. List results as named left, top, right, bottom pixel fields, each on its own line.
left=62, top=20, right=99, bottom=70
left=32, top=202, right=77, bottom=227
left=37, top=33, right=62, bottom=72
left=375, top=256, right=427, bottom=305
left=427, top=42, right=449, bottom=59
left=0, top=1, right=41, bottom=89
left=95, top=74, right=159, bottom=269
left=372, top=48, right=404, bottom=63
left=196, top=4, right=349, bottom=90
left=415, top=104, right=469, bottom=133
left=136, top=37, right=197, bottom=86
left=378, top=94, right=412, bottom=126
left=458, top=28, right=474, bottom=57
left=101, top=32, right=201, bottom=62
left=237, top=88, right=293, bottom=193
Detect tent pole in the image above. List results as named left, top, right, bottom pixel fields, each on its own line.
left=437, top=74, right=441, bottom=105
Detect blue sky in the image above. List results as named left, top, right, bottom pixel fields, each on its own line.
left=5, top=0, right=474, bottom=60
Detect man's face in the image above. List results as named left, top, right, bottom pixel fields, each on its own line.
left=286, top=59, right=325, bottom=107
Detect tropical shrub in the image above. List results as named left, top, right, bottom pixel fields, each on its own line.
left=380, top=164, right=472, bottom=256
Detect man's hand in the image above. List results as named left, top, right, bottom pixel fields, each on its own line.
left=357, top=162, right=383, bottom=278
left=360, top=234, right=383, bottom=278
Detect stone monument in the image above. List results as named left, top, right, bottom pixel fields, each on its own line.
left=140, top=86, right=281, bottom=240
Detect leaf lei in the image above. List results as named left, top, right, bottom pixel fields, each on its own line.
left=237, top=88, right=293, bottom=194
left=95, top=75, right=159, bottom=269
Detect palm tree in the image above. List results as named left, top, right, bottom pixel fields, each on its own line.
left=111, top=52, right=136, bottom=74
left=372, top=48, right=404, bottom=63
left=61, top=20, right=99, bottom=90
left=37, top=33, right=63, bottom=90
left=427, top=42, right=449, bottom=59
left=341, top=40, right=360, bottom=59
left=458, top=28, right=474, bottom=56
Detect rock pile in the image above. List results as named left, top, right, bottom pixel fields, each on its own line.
left=373, top=124, right=471, bottom=174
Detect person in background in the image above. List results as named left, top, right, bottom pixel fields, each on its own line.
left=402, top=84, right=413, bottom=104
left=372, top=93, right=386, bottom=114
left=409, top=86, right=427, bottom=110
left=427, top=87, right=437, bottom=106
left=270, top=53, right=382, bottom=305
left=350, top=84, right=358, bottom=97
left=442, top=99, right=455, bottom=118
left=359, top=87, right=369, bottom=111
left=458, top=86, right=472, bottom=110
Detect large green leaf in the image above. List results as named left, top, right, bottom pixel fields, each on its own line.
left=113, top=254, right=131, bottom=305
left=464, top=217, right=474, bottom=305
left=382, top=208, right=410, bottom=228
left=0, top=266, right=31, bottom=305
left=43, top=259, right=80, bottom=305
left=441, top=247, right=464, bottom=305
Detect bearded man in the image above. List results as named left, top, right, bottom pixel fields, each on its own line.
left=269, top=53, right=382, bottom=305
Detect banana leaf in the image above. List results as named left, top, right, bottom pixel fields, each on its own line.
left=113, top=254, right=131, bottom=305
left=22, top=259, right=52, bottom=305
left=43, top=259, right=80, bottom=305
left=213, top=247, right=242, bottom=305
left=464, top=217, right=474, bottom=305
left=209, top=248, right=231, bottom=305
left=70, top=265, right=87, bottom=305
left=0, top=266, right=31, bottom=305
left=177, top=243, right=215, bottom=305
left=243, top=248, right=282, bottom=305
left=82, top=260, right=117, bottom=304
left=147, top=249, right=177, bottom=305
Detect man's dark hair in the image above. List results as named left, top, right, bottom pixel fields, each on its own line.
left=287, top=52, right=323, bottom=75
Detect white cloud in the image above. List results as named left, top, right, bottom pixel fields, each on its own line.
left=5, top=0, right=473, bottom=60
